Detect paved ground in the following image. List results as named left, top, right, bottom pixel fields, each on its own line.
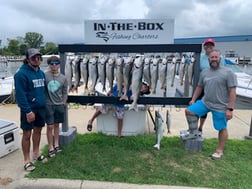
left=0, top=104, right=251, bottom=188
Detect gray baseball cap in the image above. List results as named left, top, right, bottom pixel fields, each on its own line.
left=26, top=48, right=42, bottom=58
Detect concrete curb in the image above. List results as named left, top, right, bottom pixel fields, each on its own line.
left=8, top=178, right=211, bottom=189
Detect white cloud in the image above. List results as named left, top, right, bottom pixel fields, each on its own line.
left=0, top=0, right=251, bottom=45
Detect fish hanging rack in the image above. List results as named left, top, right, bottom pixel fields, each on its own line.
left=59, top=44, right=202, bottom=106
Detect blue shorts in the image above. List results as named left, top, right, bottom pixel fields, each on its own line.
left=187, top=100, right=227, bottom=131
left=20, top=107, right=46, bottom=131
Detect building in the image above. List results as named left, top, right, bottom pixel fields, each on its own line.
left=175, top=35, right=252, bottom=64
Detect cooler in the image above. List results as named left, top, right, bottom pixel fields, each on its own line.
left=95, top=104, right=147, bottom=136
left=0, top=119, right=20, bottom=158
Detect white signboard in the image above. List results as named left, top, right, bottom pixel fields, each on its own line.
left=84, top=19, right=174, bottom=44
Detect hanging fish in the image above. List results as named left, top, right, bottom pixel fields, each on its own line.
left=65, top=56, right=74, bottom=92
left=115, top=56, right=124, bottom=97
left=143, top=56, right=152, bottom=87
left=150, top=55, right=160, bottom=94
left=98, top=55, right=108, bottom=92
left=188, top=55, right=194, bottom=85
left=89, top=56, right=98, bottom=94
left=169, top=56, right=177, bottom=87
left=120, top=56, right=133, bottom=101
left=166, top=109, right=171, bottom=133
left=106, top=56, right=115, bottom=93
left=80, top=55, right=89, bottom=94
left=179, top=55, right=186, bottom=86
left=73, top=56, right=81, bottom=93
left=159, top=57, right=168, bottom=90
left=153, top=109, right=164, bottom=150
left=129, top=56, right=143, bottom=111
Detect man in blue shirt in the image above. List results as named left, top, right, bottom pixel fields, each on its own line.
left=14, top=48, right=47, bottom=172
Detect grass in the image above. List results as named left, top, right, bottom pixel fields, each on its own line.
left=27, top=133, right=252, bottom=189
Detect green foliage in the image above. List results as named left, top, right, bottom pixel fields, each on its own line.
left=24, top=32, right=44, bottom=48
left=42, top=42, right=58, bottom=55
left=27, top=134, right=252, bottom=189
left=7, top=39, right=20, bottom=55
left=0, top=32, right=58, bottom=55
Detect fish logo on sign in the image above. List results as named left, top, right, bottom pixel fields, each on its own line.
left=96, top=32, right=110, bottom=42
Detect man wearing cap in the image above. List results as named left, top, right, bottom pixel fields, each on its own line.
left=201, top=38, right=226, bottom=71
left=14, top=48, right=47, bottom=172
left=198, top=38, right=225, bottom=132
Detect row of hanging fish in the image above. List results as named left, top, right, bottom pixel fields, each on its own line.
left=64, top=53, right=195, bottom=111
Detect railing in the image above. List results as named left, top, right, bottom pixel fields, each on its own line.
left=0, top=56, right=25, bottom=63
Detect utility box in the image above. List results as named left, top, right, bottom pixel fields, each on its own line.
left=180, top=130, right=204, bottom=151
left=0, top=119, right=20, bottom=158
left=96, top=104, right=147, bottom=136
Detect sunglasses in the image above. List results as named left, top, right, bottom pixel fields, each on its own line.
left=49, top=61, right=60, bottom=65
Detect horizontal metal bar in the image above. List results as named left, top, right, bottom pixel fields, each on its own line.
left=58, top=44, right=202, bottom=53
left=67, top=95, right=191, bottom=105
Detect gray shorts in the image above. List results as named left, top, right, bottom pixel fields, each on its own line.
left=45, top=104, right=65, bottom=125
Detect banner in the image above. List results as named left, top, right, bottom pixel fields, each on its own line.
left=84, top=19, right=174, bottom=44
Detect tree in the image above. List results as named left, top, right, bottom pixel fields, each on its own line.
left=24, top=32, right=44, bottom=48
left=19, top=44, right=28, bottom=55
left=43, top=42, right=58, bottom=55
left=7, top=39, right=20, bottom=55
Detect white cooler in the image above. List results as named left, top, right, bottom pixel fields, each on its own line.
left=0, top=119, right=20, bottom=158
left=95, top=104, right=147, bottom=136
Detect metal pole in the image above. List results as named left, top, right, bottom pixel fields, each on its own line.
left=62, top=105, right=69, bottom=132
left=245, top=116, right=252, bottom=140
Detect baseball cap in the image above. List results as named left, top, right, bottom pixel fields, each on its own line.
left=26, top=48, right=42, bottom=59
left=141, top=81, right=150, bottom=95
left=203, top=38, right=215, bottom=46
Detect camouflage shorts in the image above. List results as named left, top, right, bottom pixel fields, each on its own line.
left=113, top=107, right=125, bottom=119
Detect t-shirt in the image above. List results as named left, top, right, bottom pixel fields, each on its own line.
left=198, top=67, right=237, bottom=112
left=45, top=71, right=68, bottom=105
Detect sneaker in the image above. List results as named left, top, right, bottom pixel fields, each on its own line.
left=211, top=151, right=223, bottom=160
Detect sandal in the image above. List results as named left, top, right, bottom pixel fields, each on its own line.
left=211, top=151, right=223, bottom=160
left=48, top=150, right=56, bottom=158
left=34, top=155, right=48, bottom=163
left=54, top=146, right=62, bottom=153
left=87, top=123, right=92, bottom=132
left=24, top=162, right=35, bottom=172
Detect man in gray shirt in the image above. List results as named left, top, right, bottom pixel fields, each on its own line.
left=185, top=49, right=237, bottom=160
left=45, top=56, right=68, bottom=157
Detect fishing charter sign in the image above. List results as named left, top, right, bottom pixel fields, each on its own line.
left=84, top=19, right=174, bottom=44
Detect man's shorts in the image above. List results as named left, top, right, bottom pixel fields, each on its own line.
left=98, top=104, right=113, bottom=114
left=20, top=107, right=46, bottom=131
left=45, top=104, right=65, bottom=125
left=98, top=104, right=125, bottom=119
left=187, top=100, right=227, bottom=131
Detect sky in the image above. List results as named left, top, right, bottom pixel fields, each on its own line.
left=0, top=0, right=252, bottom=46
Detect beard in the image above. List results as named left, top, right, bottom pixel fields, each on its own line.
left=209, top=61, right=219, bottom=70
